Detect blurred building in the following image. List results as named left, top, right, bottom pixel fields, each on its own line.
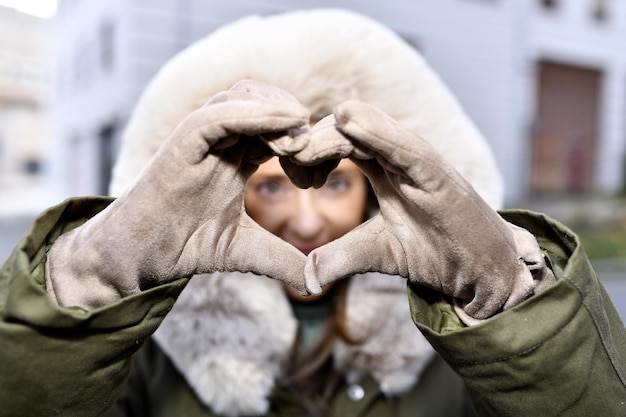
left=526, top=0, right=626, bottom=197
left=0, top=6, right=55, bottom=215
left=44, top=0, right=626, bottom=203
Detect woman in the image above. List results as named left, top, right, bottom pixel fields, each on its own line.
left=104, top=9, right=494, bottom=415
left=0, top=9, right=624, bottom=417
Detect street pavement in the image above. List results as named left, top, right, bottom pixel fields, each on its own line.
left=1, top=213, right=624, bottom=321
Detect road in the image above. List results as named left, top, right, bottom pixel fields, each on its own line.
left=1, top=214, right=625, bottom=321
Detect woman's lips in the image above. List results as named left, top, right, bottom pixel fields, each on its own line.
left=294, top=243, right=324, bottom=255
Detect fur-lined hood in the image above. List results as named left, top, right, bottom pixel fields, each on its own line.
left=110, top=9, right=504, bottom=417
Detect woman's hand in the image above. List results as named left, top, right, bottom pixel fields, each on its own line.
left=295, top=101, right=554, bottom=320
left=46, top=81, right=316, bottom=309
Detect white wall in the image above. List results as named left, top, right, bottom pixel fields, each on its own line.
left=46, top=0, right=626, bottom=203
left=0, top=7, right=54, bottom=215
left=48, top=0, right=128, bottom=196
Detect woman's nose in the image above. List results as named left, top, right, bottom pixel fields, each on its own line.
left=288, top=189, right=324, bottom=240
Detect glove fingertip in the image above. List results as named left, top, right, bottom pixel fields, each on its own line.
left=453, top=300, right=486, bottom=327
left=334, top=99, right=368, bottom=120
left=305, top=275, right=322, bottom=295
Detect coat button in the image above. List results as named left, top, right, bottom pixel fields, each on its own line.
left=347, top=383, right=365, bottom=402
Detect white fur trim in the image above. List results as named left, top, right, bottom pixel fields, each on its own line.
left=110, top=8, right=503, bottom=209
left=153, top=272, right=297, bottom=417
left=155, top=271, right=436, bottom=415
left=333, top=273, right=436, bottom=395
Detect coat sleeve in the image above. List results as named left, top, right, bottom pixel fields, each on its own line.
left=0, top=197, right=189, bottom=417
left=406, top=209, right=626, bottom=416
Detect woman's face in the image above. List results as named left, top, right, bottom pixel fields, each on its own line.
left=245, top=157, right=369, bottom=301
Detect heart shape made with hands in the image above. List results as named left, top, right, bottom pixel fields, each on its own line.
left=272, top=114, right=374, bottom=295
left=47, top=80, right=535, bottom=320
left=275, top=100, right=532, bottom=320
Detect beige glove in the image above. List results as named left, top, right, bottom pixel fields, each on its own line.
left=46, top=81, right=314, bottom=310
left=294, top=101, right=555, bottom=321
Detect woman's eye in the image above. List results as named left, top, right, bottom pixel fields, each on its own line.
left=258, top=181, right=283, bottom=196
left=320, top=175, right=349, bottom=194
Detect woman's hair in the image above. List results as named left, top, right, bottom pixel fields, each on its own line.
left=282, top=277, right=360, bottom=416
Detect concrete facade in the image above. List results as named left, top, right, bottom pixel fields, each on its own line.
left=42, top=0, right=626, bottom=204
left=0, top=7, right=54, bottom=215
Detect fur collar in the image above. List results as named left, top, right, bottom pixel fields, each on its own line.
left=153, top=272, right=435, bottom=417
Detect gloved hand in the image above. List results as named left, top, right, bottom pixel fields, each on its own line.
left=295, top=100, right=555, bottom=321
left=46, top=81, right=314, bottom=310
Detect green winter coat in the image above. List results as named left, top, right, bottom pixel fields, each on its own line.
left=0, top=197, right=624, bottom=416
left=107, top=337, right=474, bottom=417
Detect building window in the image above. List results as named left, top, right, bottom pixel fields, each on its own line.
left=99, top=21, right=115, bottom=72
left=541, top=0, right=558, bottom=9
left=98, top=123, right=116, bottom=195
left=23, top=157, right=41, bottom=175
left=592, top=0, right=609, bottom=21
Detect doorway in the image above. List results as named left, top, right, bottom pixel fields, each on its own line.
left=531, top=61, right=601, bottom=195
